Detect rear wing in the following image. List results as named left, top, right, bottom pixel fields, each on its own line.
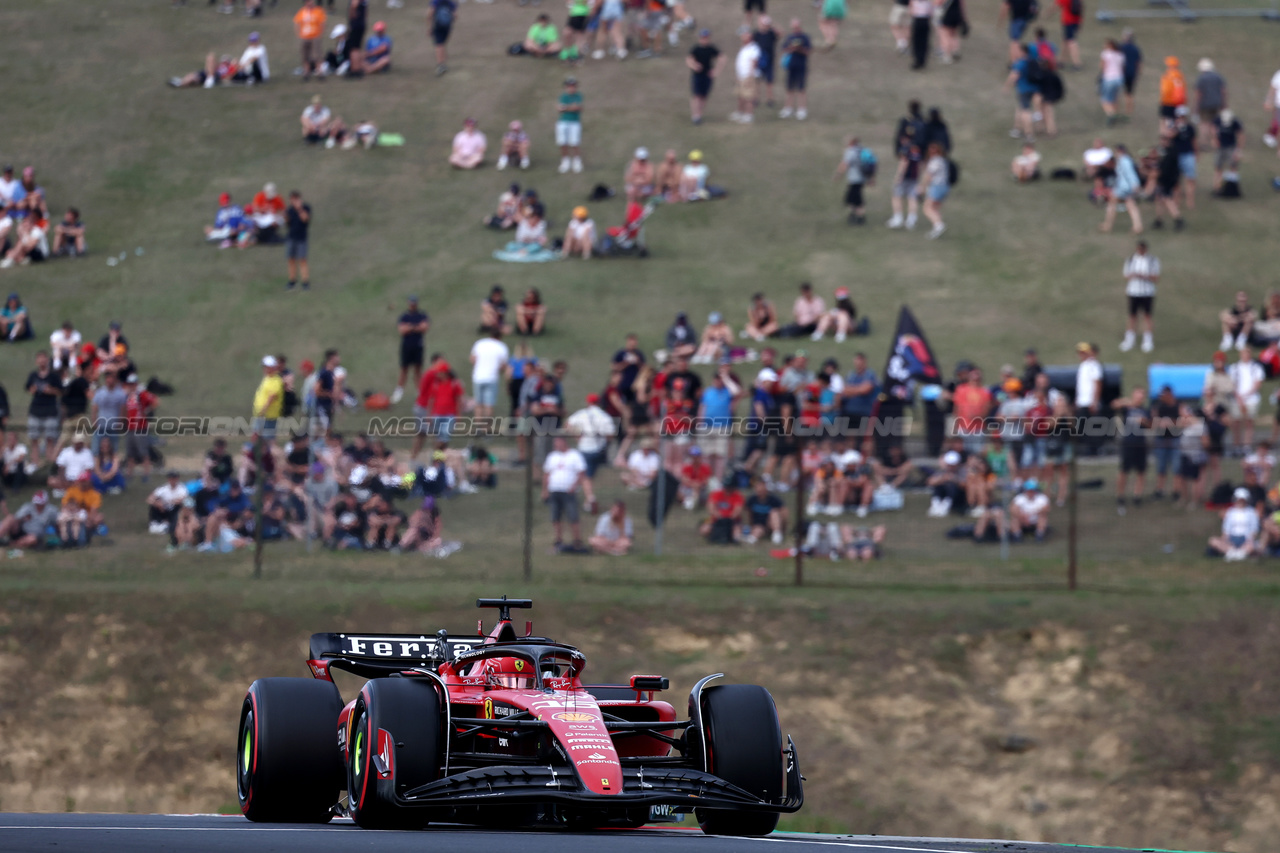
left=309, top=632, right=481, bottom=671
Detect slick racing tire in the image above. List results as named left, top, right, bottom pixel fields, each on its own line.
left=695, top=684, right=784, bottom=837
left=238, top=678, right=344, bottom=823
left=348, top=677, right=442, bottom=829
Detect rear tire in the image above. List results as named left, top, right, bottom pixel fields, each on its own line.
left=695, top=684, right=783, bottom=837
left=348, top=677, right=442, bottom=829
left=237, top=678, right=344, bottom=823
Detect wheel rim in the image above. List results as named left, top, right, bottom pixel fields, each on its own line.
left=237, top=708, right=255, bottom=806
left=348, top=709, right=367, bottom=812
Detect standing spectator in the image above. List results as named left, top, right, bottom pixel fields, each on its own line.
left=91, top=370, right=127, bottom=455
left=449, top=118, right=487, bottom=169
left=1119, top=28, right=1142, bottom=117
left=294, top=0, right=327, bottom=81
left=1000, top=0, right=1035, bottom=63
left=1212, top=109, right=1243, bottom=194
left=936, top=0, right=965, bottom=64
left=753, top=16, right=780, bottom=108
left=834, top=135, right=870, bottom=225
left=253, top=356, right=283, bottom=438
left=592, top=0, right=627, bottom=60
left=686, top=29, right=723, bottom=125
left=428, top=0, right=456, bottom=75
left=779, top=19, right=810, bottom=119
left=1075, top=342, right=1102, bottom=418
left=1203, top=350, right=1234, bottom=415
left=731, top=28, right=761, bottom=124
left=1051, top=0, right=1082, bottom=70
left=285, top=191, right=311, bottom=291
left=1004, top=44, right=1038, bottom=141
left=921, top=142, right=949, bottom=239
left=1119, top=240, right=1159, bottom=353
left=923, top=108, right=952, bottom=154
left=818, top=0, right=845, bottom=50
left=907, top=0, right=932, bottom=70
left=589, top=500, right=634, bottom=555
left=1150, top=384, right=1180, bottom=500
left=1112, top=387, right=1150, bottom=514
left=1151, top=140, right=1184, bottom=231
left=542, top=435, right=587, bottom=552
left=1099, top=39, right=1125, bottom=125
left=122, top=374, right=157, bottom=480
left=393, top=296, right=430, bottom=405
left=952, top=368, right=994, bottom=452
left=314, top=349, right=342, bottom=431
left=1195, top=58, right=1227, bottom=147
left=470, top=328, right=509, bottom=420
left=698, top=367, right=740, bottom=480
left=556, top=78, right=584, bottom=174
left=1228, top=347, right=1265, bottom=451
left=24, top=351, right=61, bottom=470
left=889, top=0, right=911, bottom=53
left=1158, top=56, right=1187, bottom=121
left=566, top=393, right=615, bottom=512
left=886, top=141, right=921, bottom=230
left=345, top=0, right=368, bottom=77
left=1099, top=144, right=1143, bottom=234
left=1171, top=108, right=1199, bottom=210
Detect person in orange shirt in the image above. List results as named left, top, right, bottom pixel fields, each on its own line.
left=294, top=0, right=328, bottom=81
left=951, top=368, right=994, bottom=453
left=1158, top=55, right=1186, bottom=122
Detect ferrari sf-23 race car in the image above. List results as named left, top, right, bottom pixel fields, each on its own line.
left=237, top=596, right=803, bottom=835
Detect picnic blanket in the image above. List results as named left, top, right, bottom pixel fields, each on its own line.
left=493, top=242, right=560, bottom=263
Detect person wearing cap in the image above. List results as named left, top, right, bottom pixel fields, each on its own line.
left=253, top=356, right=284, bottom=439
left=678, top=445, right=713, bottom=511
left=301, top=95, right=332, bottom=143
left=691, top=312, right=732, bottom=365
left=1169, top=103, right=1199, bottom=210
left=1194, top=58, right=1226, bottom=144
left=686, top=29, right=722, bottom=125
left=561, top=206, right=596, bottom=259
left=1158, top=55, right=1187, bottom=121
left=202, top=193, right=245, bottom=246
left=1210, top=487, right=1260, bottom=560
left=524, top=14, right=562, bottom=57
left=592, top=0, right=627, bottom=60
left=624, top=148, right=655, bottom=201
left=148, top=471, right=188, bottom=536
left=566, top=393, right=615, bottom=511
left=1009, top=479, right=1049, bottom=541
left=362, top=20, right=392, bottom=73
left=122, top=373, right=158, bottom=481
left=237, top=31, right=270, bottom=83
left=60, top=471, right=103, bottom=544
left=731, top=27, right=761, bottom=124
left=678, top=150, right=710, bottom=200
left=0, top=490, right=59, bottom=553
left=497, top=122, right=530, bottom=171
left=322, top=23, right=350, bottom=75
left=449, top=118, right=487, bottom=170
left=294, top=0, right=327, bottom=80
left=556, top=78, right=584, bottom=174
left=1072, top=342, right=1102, bottom=416
left=927, top=449, right=965, bottom=516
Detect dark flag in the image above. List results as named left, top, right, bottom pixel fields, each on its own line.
left=872, top=306, right=941, bottom=453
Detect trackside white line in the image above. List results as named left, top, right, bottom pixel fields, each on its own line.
left=730, top=836, right=977, bottom=853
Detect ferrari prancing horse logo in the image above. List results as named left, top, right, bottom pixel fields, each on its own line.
left=514, top=660, right=525, bottom=671
left=483, top=697, right=494, bottom=719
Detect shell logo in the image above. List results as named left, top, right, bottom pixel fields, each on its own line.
left=483, top=697, right=494, bottom=719
left=553, top=712, right=596, bottom=722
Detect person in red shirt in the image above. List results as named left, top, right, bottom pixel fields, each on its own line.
left=425, top=368, right=465, bottom=444
left=951, top=368, right=994, bottom=452
left=411, top=355, right=452, bottom=459
left=700, top=480, right=746, bottom=543
left=122, top=373, right=158, bottom=479
left=679, top=445, right=712, bottom=510
left=247, top=182, right=287, bottom=239
left=1052, top=0, right=1082, bottom=70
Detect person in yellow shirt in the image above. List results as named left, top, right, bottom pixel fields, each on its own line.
left=61, top=472, right=104, bottom=545
left=294, top=0, right=328, bottom=80
left=254, top=355, right=284, bottom=438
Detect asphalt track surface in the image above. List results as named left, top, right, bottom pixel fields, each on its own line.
left=0, top=814, right=1191, bottom=853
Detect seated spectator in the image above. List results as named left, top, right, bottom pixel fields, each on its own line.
left=0, top=293, right=31, bottom=341
left=783, top=282, right=825, bottom=338
left=589, top=500, right=634, bottom=555
left=60, top=472, right=104, bottom=544
left=1209, top=487, right=1260, bottom=560
left=497, top=121, right=530, bottom=171
left=361, top=491, right=404, bottom=550
left=466, top=444, right=497, bottom=487
left=301, top=95, right=333, bottom=143
left=365, top=21, right=393, bottom=73
left=51, top=208, right=87, bottom=258
left=811, top=286, right=857, bottom=343
left=664, top=312, right=697, bottom=361
left=246, top=183, right=285, bottom=241
left=515, top=288, right=547, bottom=336
left=168, top=53, right=239, bottom=88
left=1220, top=291, right=1255, bottom=351
left=0, top=490, right=58, bottom=551
left=679, top=445, right=712, bottom=509
left=147, top=470, right=188, bottom=534
left=927, top=449, right=965, bottom=516
left=742, top=292, right=778, bottom=341
left=450, top=118, right=487, bottom=170
left=1, top=209, right=49, bottom=268
left=1011, top=142, right=1042, bottom=182
left=1252, top=292, right=1280, bottom=345
left=480, top=285, right=511, bottom=335
left=484, top=183, right=523, bottom=229
left=700, top=479, right=746, bottom=544
left=2, top=433, right=28, bottom=489
left=399, top=495, right=443, bottom=553
left=322, top=24, right=350, bottom=77
left=839, top=523, right=885, bottom=560
left=1010, top=478, right=1049, bottom=541
left=172, top=500, right=201, bottom=549
left=840, top=449, right=875, bottom=517
left=561, top=206, right=595, bottom=258
left=692, top=312, right=733, bottom=364
left=513, top=205, right=548, bottom=248
left=203, top=192, right=248, bottom=248
left=624, top=147, right=656, bottom=201
left=91, top=438, right=126, bottom=494
left=744, top=478, right=786, bottom=544
left=1083, top=137, right=1114, bottom=187
left=235, top=31, right=270, bottom=83
left=875, top=445, right=917, bottom=488
left=656, top=149, right=682, bottom=198
left=524, top=14, right=562, bottom=57
left=678, top=150, right=709, bottom=200
left=621, top=440, right=661, bottom=490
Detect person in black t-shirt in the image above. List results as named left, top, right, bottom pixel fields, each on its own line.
left=752, top=17, right=779, bottom=108
left=205, top=438, right=234, bottom=484
left=1170, top=109, right=1198, bottom=210
left=285, top=433, right=312, bottom=484
left=1149, top=385, right=1180, bottom=499
left=1211, top=108, right=1243, bottom=194
left=285, top=191, right=312, bottom=291
left=611, top=334, right=646, bottom=402
left=1152, top=143, right=1183, bottom=231
left=25, top=351, right=62, bottom=469
left=315, top=348, right=340, bottom=428
left=686, top=30, right=723, bottom=125
left=1112, top=387, right=1151, bottom=513
left=393, top=296, right=430, bottom=404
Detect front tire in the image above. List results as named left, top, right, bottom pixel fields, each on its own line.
left=237, top=678, right=344, bottom=823
left=695, top=684, right=784, bottom=837
left=348, top=677, right=442, bottom=829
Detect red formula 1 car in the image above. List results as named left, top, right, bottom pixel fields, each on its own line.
left=236, top=596, right=803, bottom=835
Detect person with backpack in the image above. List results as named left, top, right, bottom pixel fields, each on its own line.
left=833, top=135, right=873, bottom=224
left=429, top=0, right=457, bottom=75
left=1051, top=0, right=1082, bottom=70
left=1158, top=55, right=1186, bottom=122
left=1029, top=30, right=1061, bottom=137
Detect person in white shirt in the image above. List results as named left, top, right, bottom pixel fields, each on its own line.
left=56, top=434, right=96, bottom=483
left=0, top=165, right=17, bottom=207
left=541, top=436, right=587, bottom=550
left=565, top=394, right=616, bottom=512
left=1265, top=67, right=1280, bottom=151
left=2, top=433, right=29, bottom=487
left=732, top=28, right=761, bottom=124
left=147, top=470, right=190, bottom=535
left=49, top=321, right=82, bottom=371
left=238, top=32, right=271, bottom=83
left=561, top=205, right=596, bottom=259
left=469, top=329, right=509, bottom=420
left=1074, top=342, right=1103, bottom=414
left=514, top=208, right=548, bottom=247
left=1209, top=488, right=1259, bottom=560
left=1010, top=479, right=1051, bottom=541
left=621, top=441, right=661, bottom=489
left=1119, top=240, right=1160, bottom=354
left=589, top=500, right=633, bottom=555
left=1227, top=346, right=1265, bottom=450
left=679, top=150, right=710, bottom=200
